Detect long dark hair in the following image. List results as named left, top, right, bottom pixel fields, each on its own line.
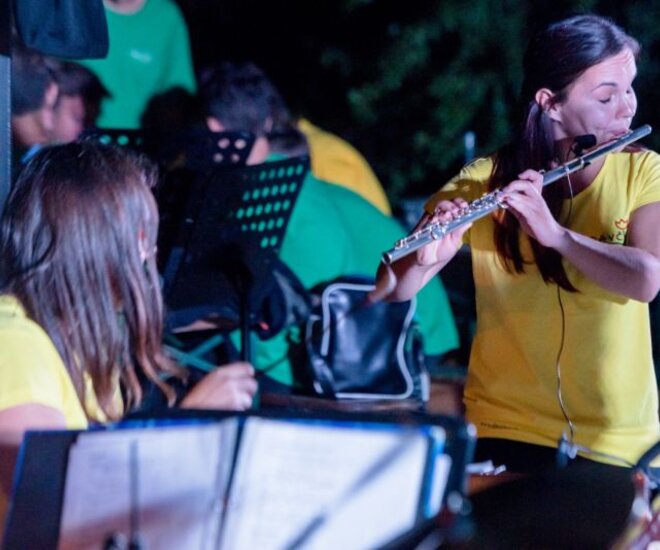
left=490, top=14, right=639, bottom=290
left=0, top=142, right=182, bottom=420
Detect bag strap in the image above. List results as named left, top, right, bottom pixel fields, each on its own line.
left=309, top=355, right=338, bottom=398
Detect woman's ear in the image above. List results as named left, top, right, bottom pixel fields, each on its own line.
left=535, top=88, right=561, bottom=122
left=138, top=229, right=155, bottom=263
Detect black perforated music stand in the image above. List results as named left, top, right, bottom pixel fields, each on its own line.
left=154, top=130, right=257, bottom=264
left=180, top=128, right=256, bottom=170
left=81, top=128, right=145, bottom=151
left=162, top=155, right=310, bottom=362
left=82, top=127, right=255, bottom=168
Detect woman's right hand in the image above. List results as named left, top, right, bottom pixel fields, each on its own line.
left=373, top=197, right=471, bottom=303
left=180, top=362, right=258, bottom=411
left=415, top=198, right=471, bottom=267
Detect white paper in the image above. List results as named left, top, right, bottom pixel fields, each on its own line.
left=58, top=421, right=238, bottom=550
left=220, top=418, right=444, bottom=550
left=56, top=417, right=453, bottom=550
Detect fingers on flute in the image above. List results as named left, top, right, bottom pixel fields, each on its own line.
left=433, top=199, right=466, bottom=221
left=517, top=168, right=542, bottom=180
left=502, top=179, right=541, bottom=202
left=517, top=169, right=544, bottom=190
left=502, top=191, right=534, bottom=216
left=412, top=213, right=433, bottom=232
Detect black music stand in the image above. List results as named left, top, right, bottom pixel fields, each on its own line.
left=154, top=130, right=257, bottom=267
left=79, top=127, right=256, bottom=171
left=161, top=155, right=310, bottom=363
left=80, top=128, right=145, bottom=151
left=3, top=410, right=475, bottom=549
left=144, top=127, right=257, bottom=173
left=82, top=127, right=255, bottom=170
left=179, top=128, right=255, bottom=171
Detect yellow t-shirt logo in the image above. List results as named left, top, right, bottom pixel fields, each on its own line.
left=600, top=218, right=628, bottom=244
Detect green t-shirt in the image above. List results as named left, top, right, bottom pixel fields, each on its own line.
left=79, top=0, right=196, bottom=129
left=253, top=171, right=458, bottom=385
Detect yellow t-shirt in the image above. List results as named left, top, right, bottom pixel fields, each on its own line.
left=426, top=151, right=660, bottom=465
left=298, top=119, right=392, bottom=216
left=0, top=295, right=116, bottom=430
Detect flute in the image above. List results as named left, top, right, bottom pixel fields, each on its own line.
left=382, top=124, right=652, bottom=264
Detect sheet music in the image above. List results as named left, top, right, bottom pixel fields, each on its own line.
left=58, top=420, right=238, bottom=550
left=55, top=417, right=452, bottom=550
left=220, top=418, right=445, bottom=550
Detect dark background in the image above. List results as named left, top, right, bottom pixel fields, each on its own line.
left=175, top=0, right=660, bottom=202
left=169, top=0, right=660, bottom=366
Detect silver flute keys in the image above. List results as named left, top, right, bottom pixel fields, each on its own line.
left=382, top=124, right=652, bottom=264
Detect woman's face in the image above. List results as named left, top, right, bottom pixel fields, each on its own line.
left=550, top=47, right=638, bottom=145
left=51, top=94, right=86, bottom=143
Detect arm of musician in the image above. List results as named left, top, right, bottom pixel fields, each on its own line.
left=179, top=362, right=258, bottom=411
left=374, top=251, right=444, bottom=303
left=503, top=172, right=660, bottom=302
left=374, top=204, right=470, bottom=302
left=0, top=404, right=66, bottom=535
left=553, top=201, right=660, bottom=303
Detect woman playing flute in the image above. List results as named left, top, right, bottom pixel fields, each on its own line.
left=378, top=14, right=660, bottom=473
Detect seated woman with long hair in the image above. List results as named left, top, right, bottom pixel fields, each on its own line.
left=0, top=141, right=257, bottom=519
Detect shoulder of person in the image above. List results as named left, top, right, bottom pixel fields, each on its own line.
left=0, top=296, right=71, bottom=408
left=140, top=0, right=187, bottom=22
left=0, top=296, right=61, bottom=363
left=424, top=156, right=493, bottom=213
left=631, top=147, right=660, bottom=167
left=310, top=174, right=395, bottom=220
left=458, top=156, right=494, bottom=181
left=617, top=148, right=660, bottom=182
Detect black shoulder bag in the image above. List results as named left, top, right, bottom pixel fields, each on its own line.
left=299, top=276, right=428, bottom=402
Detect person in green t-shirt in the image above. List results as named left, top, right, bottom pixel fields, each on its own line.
left=198, top=61, right=459, bottom=388
left=78, top=0, right=196, bottom=129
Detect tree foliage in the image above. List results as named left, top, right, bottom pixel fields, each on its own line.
left=306, top=0, right=660, bottom=200
left=179, top=0, right=660, bottom=202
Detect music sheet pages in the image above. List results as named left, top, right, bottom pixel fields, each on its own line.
left=58, top=421, right=237, bottom=550
left=220, top=418, right=442, bottom=549
left=57, top=418, right=448, bottom=550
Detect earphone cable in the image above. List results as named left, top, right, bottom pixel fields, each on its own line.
left=555, top=170, right=575, bottom=443
left=553, top=169, right=633, bottom=468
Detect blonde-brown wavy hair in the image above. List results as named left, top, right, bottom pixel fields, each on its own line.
left=0, top=141, right=183, bottom=420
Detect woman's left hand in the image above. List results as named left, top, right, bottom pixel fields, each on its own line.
left=179, top=362, right=258, bottom=411
left=501, top=169, right=565, bottom=249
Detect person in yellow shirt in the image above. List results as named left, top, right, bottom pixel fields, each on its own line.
left=0, top=142, right=257, bottom=523
left=297, top=118, right=392, bottom=215
left=378, top=14, right=660, bottom=473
